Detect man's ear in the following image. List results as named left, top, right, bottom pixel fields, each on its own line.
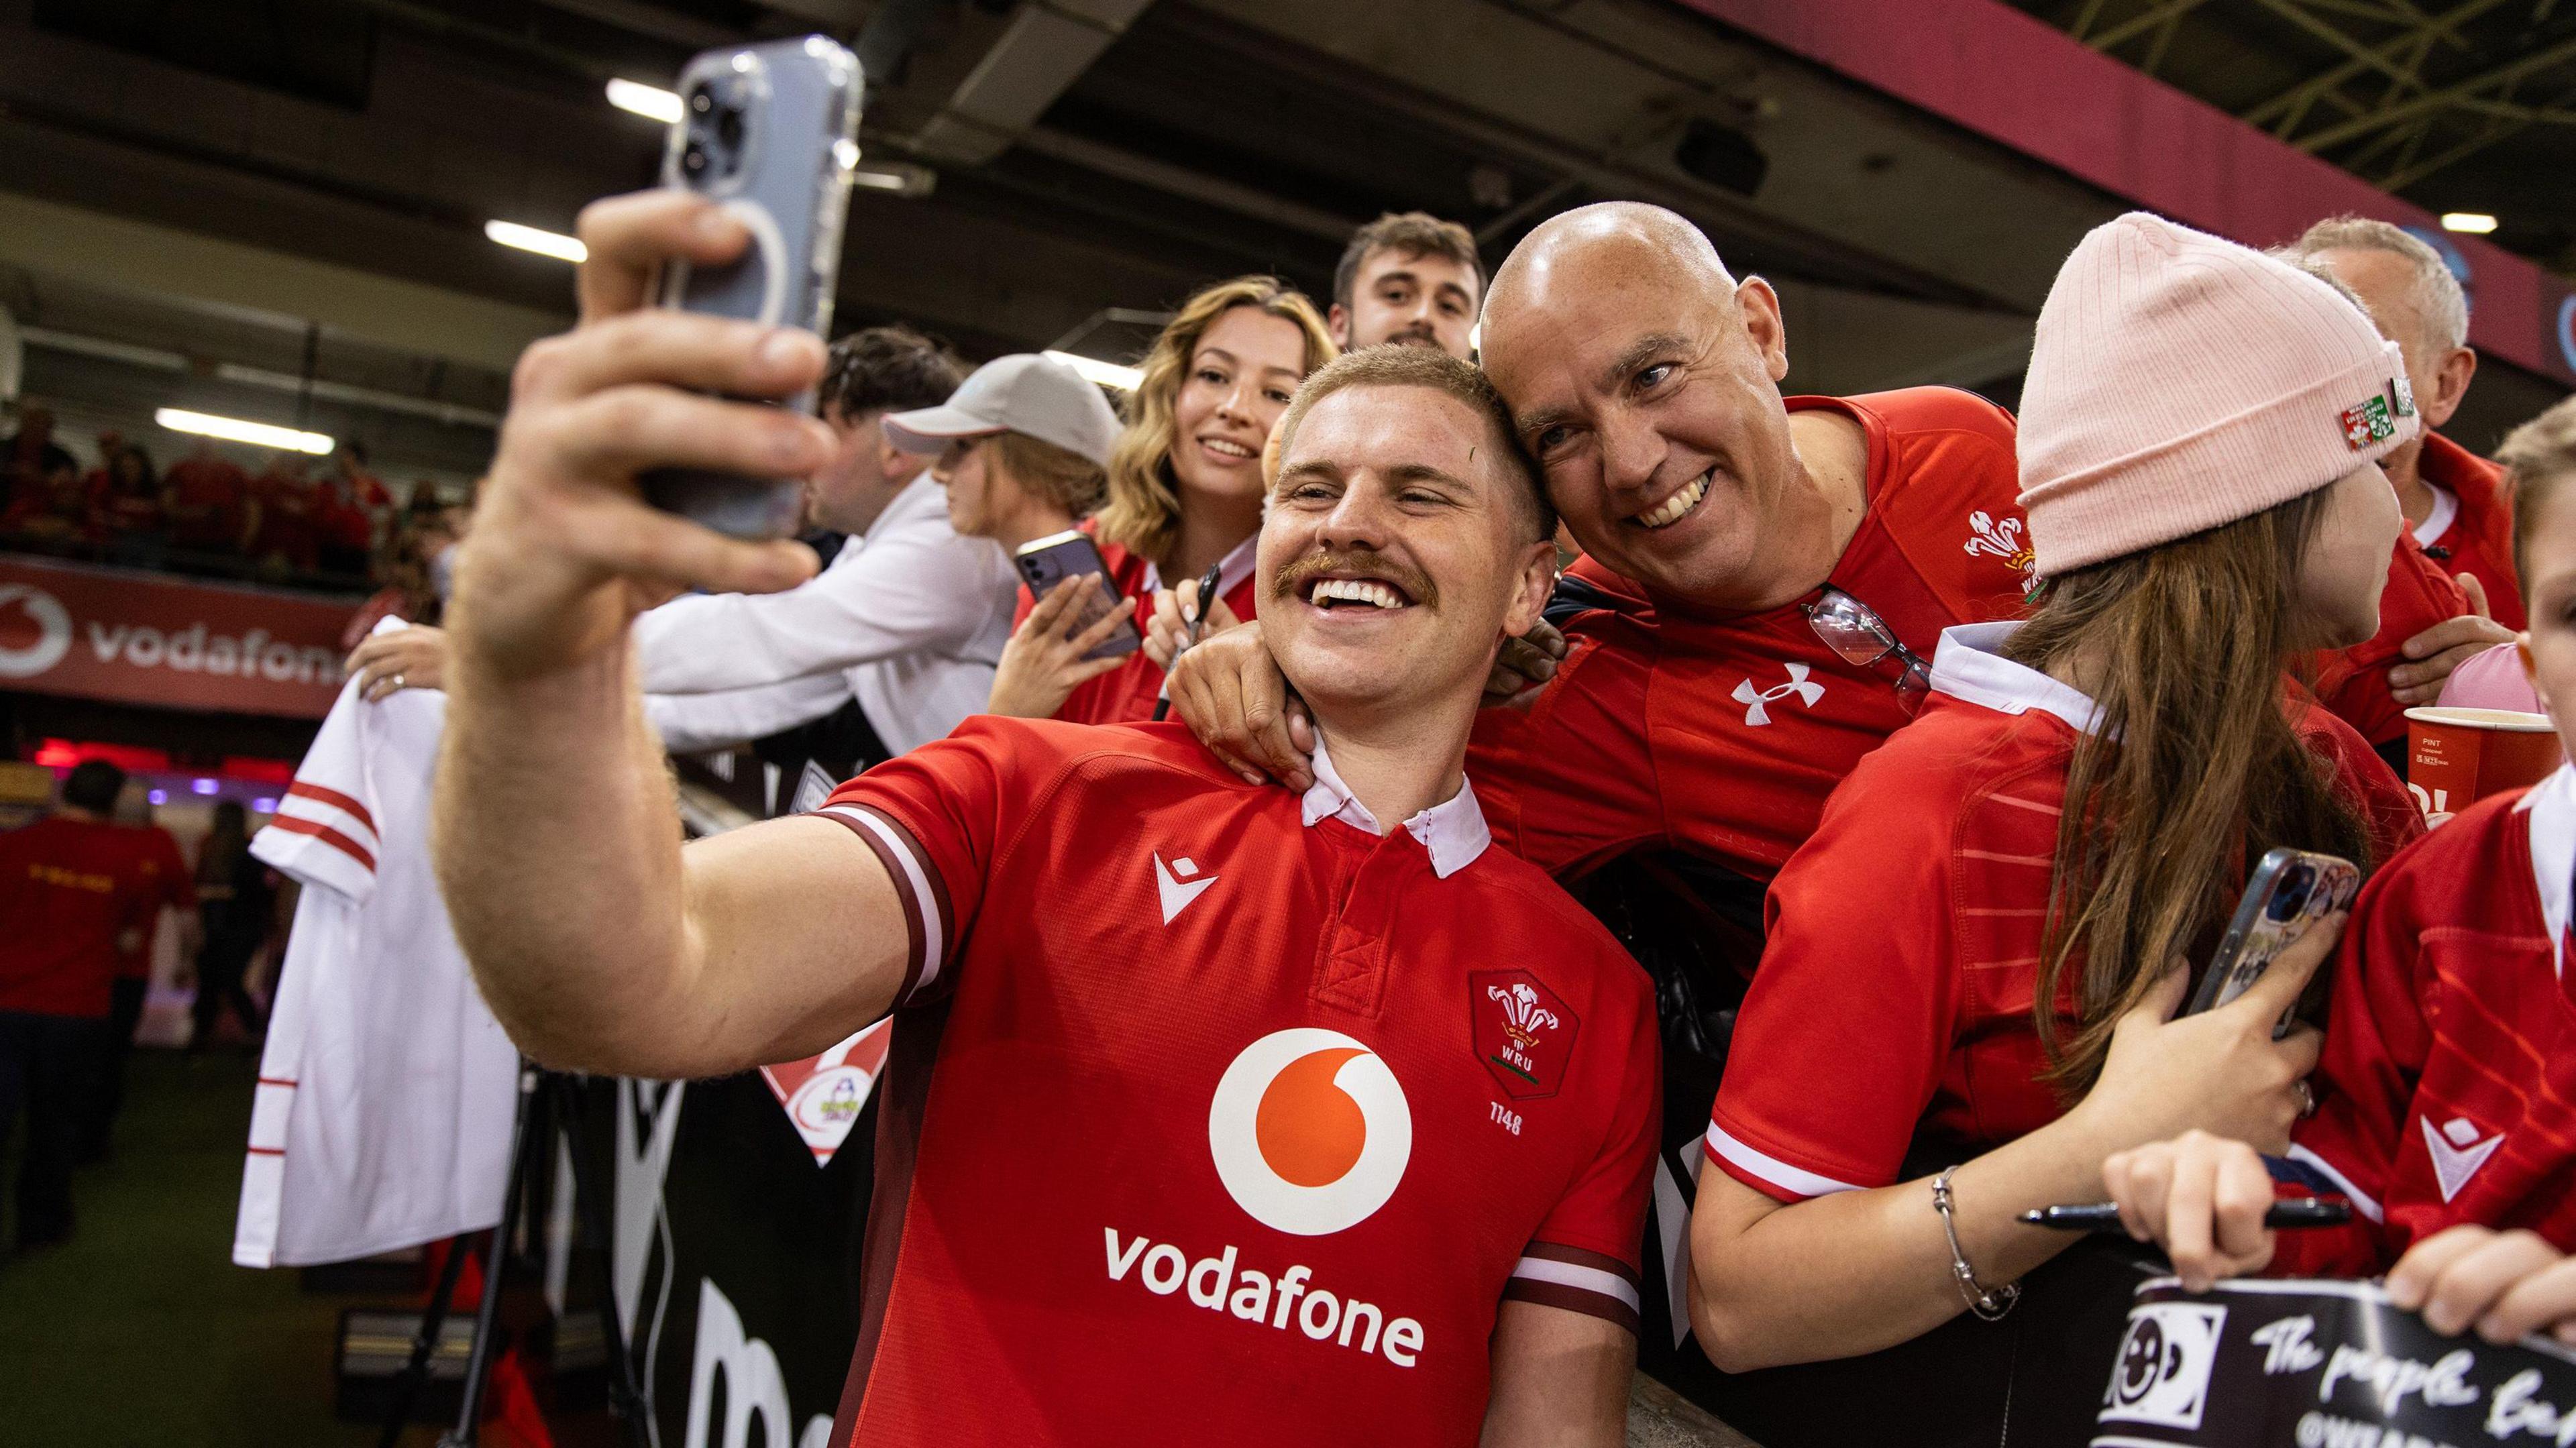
left=1326, top=304, right=1352, bottom=351
left=1736, top=276, right=1789, bottom=384
left=2426, top=345, right=2477, bottom=430
left=1501, top=539, right=1558, bottom=638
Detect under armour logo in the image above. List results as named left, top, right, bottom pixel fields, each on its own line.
left=2420, top=1114, right=2504, bottom=1203
left=1153, top=852, right=1219, bottom=924
left=1732, top=664, right=1824, bottom=726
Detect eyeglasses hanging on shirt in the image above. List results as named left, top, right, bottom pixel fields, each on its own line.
left=1802, top=586, right=1932, bottom=716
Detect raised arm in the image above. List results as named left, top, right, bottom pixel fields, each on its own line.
left=434, top=190, right=910, bottom=1080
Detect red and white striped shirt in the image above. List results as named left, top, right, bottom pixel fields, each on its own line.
left=233, top=618, right=518, bottom=1269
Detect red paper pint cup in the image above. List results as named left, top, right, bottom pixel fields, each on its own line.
left=2404, top=706, right=2561, bottom=826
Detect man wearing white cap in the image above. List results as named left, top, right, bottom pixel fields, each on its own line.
left=871, top=353, right=1136, bottom=718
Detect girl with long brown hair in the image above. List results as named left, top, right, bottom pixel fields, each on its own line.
left=1681, top=215, right=2426, bottom=1418
left=988, top=275, right=1335, bottom=722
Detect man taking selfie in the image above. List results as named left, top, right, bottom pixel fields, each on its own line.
left=432, top=189, right=1657, bottom=1447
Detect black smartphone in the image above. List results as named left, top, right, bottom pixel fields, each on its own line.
left=2184, top=848, right=2360, bottom=1021
left=1014, top=531, right=1141, bottom=661
left=638, top=36, right=862, bottom=540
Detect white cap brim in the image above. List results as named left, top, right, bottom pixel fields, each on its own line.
left=881, top=405, right=1004, bottom=455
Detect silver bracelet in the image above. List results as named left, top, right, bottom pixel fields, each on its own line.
left=1931, top=1165, right=2020, bottom=1322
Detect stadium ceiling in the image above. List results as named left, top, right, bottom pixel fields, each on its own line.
left=2008, top=0, right=2576, bottom=276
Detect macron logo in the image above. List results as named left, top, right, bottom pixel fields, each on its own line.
left=1154, top=852, right=1218, bottom=925
left=2421, top=1115, right=2504, bottom=1203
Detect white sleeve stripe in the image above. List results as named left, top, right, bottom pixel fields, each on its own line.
left=2285, top=1144, right=2385, bottom=1223
left=276, top=795, right=379, bottom=852
left=826, top=805, right=945, bottom=997
left=1703, top=1123, right=1866, bottom=1199
left=1510, top=1258, right=1642, bottom=1312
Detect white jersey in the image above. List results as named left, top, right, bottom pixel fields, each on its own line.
left=233, top=620, right=518, bottom=1268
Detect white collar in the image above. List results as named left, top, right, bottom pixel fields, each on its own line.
left=1142, top=533, right=1259, bottom=600
left=859, top=471, right=945, bottom=547
left=1927, top=621, right=2104, bottom=734
left=2414, top=482, right=2460, bottom=549
left=2518, top=763, right=2575, bottom=977
left=1298, top=733, right=1492, bottom=879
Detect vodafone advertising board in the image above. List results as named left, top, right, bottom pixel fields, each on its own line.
left=0, top=556, right=356, bottom=719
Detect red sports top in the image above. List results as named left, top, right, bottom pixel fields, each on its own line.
left=2271, top=765, right=2576, bottom=1275
left=0, top=814, right=157, bottom=1017
left=164, top=456, right=251, bottom=551
left=1469, top=388, right=2033, bottom=886
left=1705, top=622, right=2424, bottom=1202
left=2416, top=433, right=2523, bottom=632
left=816, top=718, right=1658, bottom=1446
left=2309, top=531, right=2475, bottom=750
left=108, top=823, right=196, bottom=981
left=1018, top=526, right=1262, bottom=726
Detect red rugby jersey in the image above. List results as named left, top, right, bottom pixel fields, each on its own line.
left=816, top=718, right=1658, bottom=1447
left=1018, top=526, right=1261, bottom=726
left=1469, top=388, right=2033, bottom=886
left=1706, top=623, right=2422, bottom=1202
left=0, top=815, right=155, bottom=1017
left=2310, top=532, right=2476, bottom=750
left=2273, top=765, right=2576, bottom=1276
left=108, top=823, right=195, bottom=981
left=2416, top=433, right=2522, bottom=632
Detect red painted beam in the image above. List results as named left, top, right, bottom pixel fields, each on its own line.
left=1680, top=0, right=2576, bottom=387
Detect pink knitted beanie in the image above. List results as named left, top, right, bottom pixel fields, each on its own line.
left=2017, top=212, right=2420, bottom=577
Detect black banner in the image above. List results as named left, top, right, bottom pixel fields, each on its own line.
left=2096, top=1278, right=2576, bottom=1447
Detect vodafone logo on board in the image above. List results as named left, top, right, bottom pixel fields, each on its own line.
left=1207, top=1028, right=1411, bottom=1237
left=0, top=583, right=72, bottom=679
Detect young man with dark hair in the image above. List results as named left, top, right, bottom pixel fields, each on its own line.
left=0, top=759, right=150, bottom=1250
left=1331, top=211, right=1484, bottom=359
left=433, top=190, right=1657, bottom=1445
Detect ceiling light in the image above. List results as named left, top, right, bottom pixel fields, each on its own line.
left=2441, top=212, right=2498, bottom=235
left=606, top=78, right=683, bottom=124
left=486, top=219, right=587, bottom=264
left=154, top=408, right=333, bottom=455
left=850, top=160, right=936, bottom=199
left=1044, top=350, right=1143, bottom=392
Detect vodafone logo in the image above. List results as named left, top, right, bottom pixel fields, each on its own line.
left=0, top=583, right=72, bottom=679
left=1208, top=1029, right=1411, bottom=1237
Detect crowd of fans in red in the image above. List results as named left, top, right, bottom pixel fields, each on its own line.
left=1, top=402, right=453, bottom=593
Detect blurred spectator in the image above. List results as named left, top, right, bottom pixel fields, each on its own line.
left=185, top=801, right=274, bottom=1053
left=86, top=436, right=169, bottom=569
left=341, top=494, right=466, bottom=647
left=3, top=404, right=76, bottom=519
left=163, top=439, right=256, bottom=557
left=250, top=453, right=321, bottom=576
left=84, top=785, right=195, bottom=1160
left=0, top=760, right=144, bottom=1253
left=315, top=442, right=390, bottom=577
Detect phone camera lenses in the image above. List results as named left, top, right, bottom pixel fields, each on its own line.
left=2268, top=865, right=2316, bottom=922
left=681, top=143, right=708, bottom=176
left=688, top=86, right=713, bottom=115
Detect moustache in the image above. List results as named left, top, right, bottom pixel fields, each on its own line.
left=1271, top=549, right=1439, bottom=610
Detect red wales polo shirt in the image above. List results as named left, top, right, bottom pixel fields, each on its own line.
left=0, top=815, right=152, bottom=1017
left=1705, top=622, right=2422, bottom=1202
left=1022, top=528, right=1261, bottom=726
left=2273, top=764, right=2576, bottom=1276
left=816, top=719, right=1660, bottom=1447
left=2415, top=432, right=2522, bottom=632
left=1468, top=388, right=2034, bottom=888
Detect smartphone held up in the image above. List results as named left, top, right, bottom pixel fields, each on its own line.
left=638, top=36, right=863, bottom=540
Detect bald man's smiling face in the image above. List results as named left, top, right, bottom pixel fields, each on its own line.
left=1481, top=217, right=1799, bottom=604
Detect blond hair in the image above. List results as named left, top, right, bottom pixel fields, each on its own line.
left=1273, top=346, right=1552, bottom=543
left=1097, top=277, right=1336, bottom=566
left=2501, top=396, right=2576, bottom=598
left=988, top=430, right=1106, bottom=517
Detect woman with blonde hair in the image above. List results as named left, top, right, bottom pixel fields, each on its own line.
left=991, top=274, right=1334, bottom=722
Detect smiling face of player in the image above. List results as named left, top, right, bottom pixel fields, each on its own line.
left=1260, top=382, right=1555, bottom=732
left=1167, top=305, right=1312, bottom=517
left=1480, top=203, right=1805, bottom=608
